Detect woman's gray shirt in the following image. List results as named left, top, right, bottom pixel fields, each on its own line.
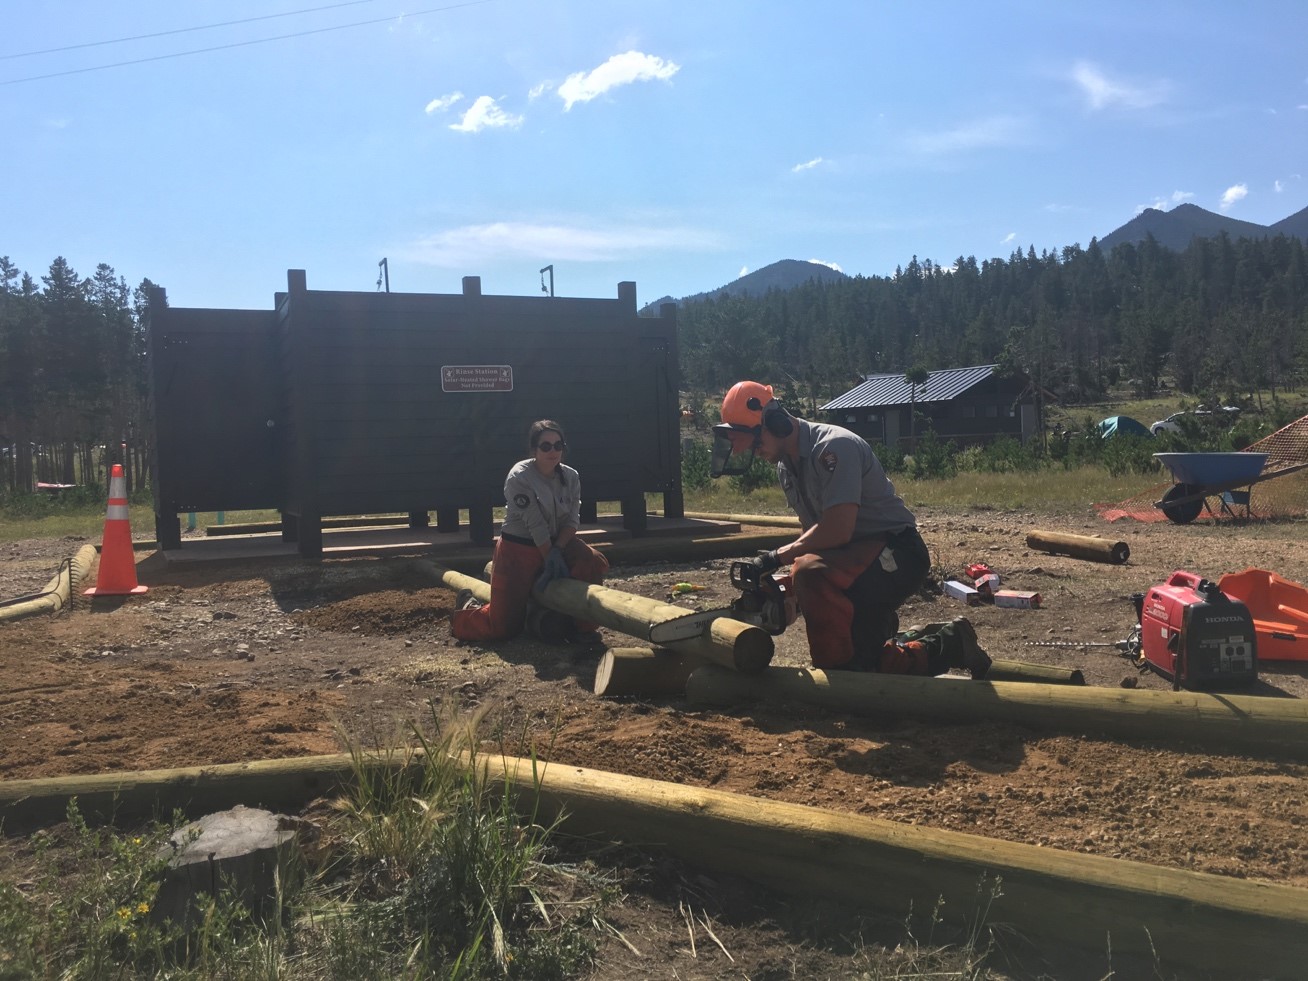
left=500, top=460, right=582, bottom=547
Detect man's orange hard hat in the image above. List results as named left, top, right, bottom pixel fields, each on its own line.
left=719, top=381, right=774, bottom=430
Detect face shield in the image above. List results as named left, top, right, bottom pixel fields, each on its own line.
left=710, top=423, right=762, bottom=477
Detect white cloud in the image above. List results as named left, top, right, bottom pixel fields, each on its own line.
left=1275, top=179, right=1284, bottom=193
left=1220, top=183, right=1248, bottom=210
left=396, top=221, right=723, bottom=267
left=449, top=96, right=524, bottom=133
left=792, top=157, right=825, bottom=173
left=739, top=266, right=749, bottom=277
left=808, top=259, right=843, bottom=272
left=44, top=118, right=69, bottom=129
left=903, top=115, right=1028, bottom=155
left=424, top=92, right=464, bottom=114
left=1000, top=232, right=1016, bottom=245
left=557, top=51, right=680, bottom=111
left=1071, top=60, right=1167, bottom=110
left=528, top=81, right=552, bottom=101
left=1299, top=104, right=1308, bottom=110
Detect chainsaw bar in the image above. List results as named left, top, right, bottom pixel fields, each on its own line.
left=1025, top=640, right=1126, bottom=649
left=1025, top=625, right=1142, bottom=654
left=648, top=607, right=734, bottom=644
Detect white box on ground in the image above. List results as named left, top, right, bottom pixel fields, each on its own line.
left=943, top=580, right=982, bottom=605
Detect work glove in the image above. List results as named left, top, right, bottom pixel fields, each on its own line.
left=752, top=549, right=782, bottom=573
left=535, top=546, right=571, bottom=592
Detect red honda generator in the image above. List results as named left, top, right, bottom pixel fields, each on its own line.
left=1137, top=571, right=1258, bottom=689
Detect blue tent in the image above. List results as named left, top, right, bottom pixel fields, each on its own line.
left=1096, top=415, right=1151, bottom=439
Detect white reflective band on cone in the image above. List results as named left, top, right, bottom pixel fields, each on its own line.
left=106, top=504, right=130, bottom=520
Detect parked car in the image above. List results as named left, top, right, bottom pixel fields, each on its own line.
left=1149, top=406, right=1241, bottom=436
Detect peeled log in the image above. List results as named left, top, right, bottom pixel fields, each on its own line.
left=658, top=509, right=802, bottom=529
left=1026, top=530, right=1130, bottom=564
left=685, top=664, right=1308, bottom=760
left=0, top=754, right=358, bottom=833
left=541, top=578, right=773, bottom=673
left=3, top=750, right=1306, bottom=976
left=0, top=543, right=97, bottom=623
left=410, top=561, right=492, bottom=605
left=415, top=559, right=772, bottom=673
left=594, top=647, right=705, bottom=697
left=985, top=658, right=1085, bottom=685
left=485, top=753, right=1308, bottom=978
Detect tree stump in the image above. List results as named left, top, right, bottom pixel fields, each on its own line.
left=151, top=806, right=305, bottom=932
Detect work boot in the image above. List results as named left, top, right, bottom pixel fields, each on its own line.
left=949, top=617, right=992, bottom=678
left=455, top=588, right=482, bottom=612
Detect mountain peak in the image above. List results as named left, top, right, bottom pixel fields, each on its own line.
left=1099, top=203, right=1290, bottom=252
left=642, top=259, right=848, bottom=313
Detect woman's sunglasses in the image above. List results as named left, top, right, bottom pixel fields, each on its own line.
left=536, top=440, right=566, bottom=452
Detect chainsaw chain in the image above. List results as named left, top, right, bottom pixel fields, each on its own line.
left=1025, top=640, right=1124, bottom=648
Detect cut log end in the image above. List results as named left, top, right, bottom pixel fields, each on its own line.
left=594, top=647, right=704, bottom=698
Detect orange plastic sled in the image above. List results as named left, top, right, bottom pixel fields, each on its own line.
left=1218, top=568, right=1308, bottom=662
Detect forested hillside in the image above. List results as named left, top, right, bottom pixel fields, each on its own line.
left=0, top=256, right=156, bottom=495
left=675, top=233, right=1308, bottom=415
left=4, top=229, right=1308, bottom=497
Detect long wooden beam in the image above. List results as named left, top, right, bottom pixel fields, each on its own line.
left=685, top=664, right=1308, bottom=759
left=653, top=509, right=802, bottom=529
left=489, top=754, right=1308, bottom=978
left=412, top=559, right=773, bottom=673
left=3, top=753, right=1305, bottom=977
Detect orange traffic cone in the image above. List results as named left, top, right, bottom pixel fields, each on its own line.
left=85, top=464, right=148, bottom=596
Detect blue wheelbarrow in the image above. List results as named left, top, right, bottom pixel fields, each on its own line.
left=1152, top=452, right=1305, bottom=523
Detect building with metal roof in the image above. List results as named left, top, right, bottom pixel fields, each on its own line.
left=818, top=364, right=1039, bottom=450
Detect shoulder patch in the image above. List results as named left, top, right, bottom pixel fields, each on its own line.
left=819, top=450, right=839, bottom=473
left=513, top=493, right=530, bottom=508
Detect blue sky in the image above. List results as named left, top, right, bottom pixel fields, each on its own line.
left=4, top=0, right=1307, bottom=310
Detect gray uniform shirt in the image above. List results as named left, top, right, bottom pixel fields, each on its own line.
left=500, top=460, right=582, bottom=547
left=777, top=420, right=916, bottom=537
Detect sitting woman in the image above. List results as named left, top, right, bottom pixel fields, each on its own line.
left=451, top=419, right=609, bottom=643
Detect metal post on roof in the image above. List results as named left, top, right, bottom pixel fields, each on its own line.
left=539, top=264, right=554, bottom=297
left=377, top=258, right=390, bottom=293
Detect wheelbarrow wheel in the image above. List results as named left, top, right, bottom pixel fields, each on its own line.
left=1161, top=482, right=1204, bottom=524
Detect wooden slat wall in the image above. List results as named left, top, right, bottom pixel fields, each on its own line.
left=149, top=274, right=679, bottom=547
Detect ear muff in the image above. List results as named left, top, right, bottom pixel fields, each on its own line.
left=762, top=404, right=793, bottom=438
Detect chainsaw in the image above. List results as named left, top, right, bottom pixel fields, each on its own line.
left=726, top=559, right=799, bottom=635
left=647, top=559, right=799, bottom=644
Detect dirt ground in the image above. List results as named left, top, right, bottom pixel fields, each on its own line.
left=3, top=510, right=1308, bottom=979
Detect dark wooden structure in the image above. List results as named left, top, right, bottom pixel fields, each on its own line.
left=147, top=271, right=682, bottom=556
left=820, top=364, right=1037, bottom=449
